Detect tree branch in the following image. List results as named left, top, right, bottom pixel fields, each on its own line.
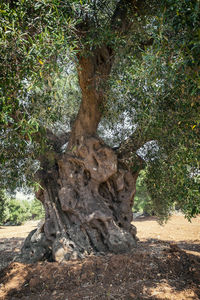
left=110, top=0, right=147, bottom=33
left=68, top=0, right=149, bottom=148
left=117, top=127, right=151, bottom=155
left=45, top=129, right=70, bottom=153
left=115, top=126, right=154, bottom=172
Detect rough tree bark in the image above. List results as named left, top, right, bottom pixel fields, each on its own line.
left=20, top=1, right=147, bottom=263
left=19, top=46, right=143, bottom=263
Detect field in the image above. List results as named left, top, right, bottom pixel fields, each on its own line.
left=0, top=215, right=200, bottom=299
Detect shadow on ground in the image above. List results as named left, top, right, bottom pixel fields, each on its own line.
left=0, top=238, right=200, bottom=300
left=133, top=216, right=158, bottom=222
left=0, top=238, right=24, bottom=272
left=177, top=241, right=200, bottom=254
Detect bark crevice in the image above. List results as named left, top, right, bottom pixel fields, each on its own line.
left=19, top=137, right=138, bottom=263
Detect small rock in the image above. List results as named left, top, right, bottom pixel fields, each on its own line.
left=29, top=277, right=40, bottom=291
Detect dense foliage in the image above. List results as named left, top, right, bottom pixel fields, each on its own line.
left=0, top=0, right=199, bottom=221
left=101, top=0, right=200, bottom=221
left=144, top=0, right=200, bottom=220
left=0, top=191, right=44, bottom=225
left=0, top=0, right=79, bottom=189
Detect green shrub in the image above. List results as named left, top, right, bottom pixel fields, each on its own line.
left=133, top=170, right=153, bottom=215
left=0, top=191, right=45, bottom=225
left=6, top=199, right=32, bottom=225
left=30, top=198, right=45, bottom=220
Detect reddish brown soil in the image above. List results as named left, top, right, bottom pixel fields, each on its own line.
left=0, top=215, right=200, bottom=300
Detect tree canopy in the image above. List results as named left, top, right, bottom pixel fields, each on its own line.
left=0, top=0, right=200, bottom=223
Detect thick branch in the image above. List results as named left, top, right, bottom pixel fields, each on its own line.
left=116, top=127, right=154, bottom=172
left=117, top=129, right=150, bottom=155
left=45, top=129, right=70, bottom=153
left=111, top=0, right=147, bottom=32
left=68, top=46, right=114, bottom=148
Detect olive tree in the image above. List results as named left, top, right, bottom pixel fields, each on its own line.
left=0, top=0, right=199, bottom=262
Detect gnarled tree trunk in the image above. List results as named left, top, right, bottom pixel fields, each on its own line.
left=20, top=47, right=140, bottom=263
left=21, top=136, right=139, bottom=263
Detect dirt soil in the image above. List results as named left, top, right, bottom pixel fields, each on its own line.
left=0, top=215, right=199, bottom=300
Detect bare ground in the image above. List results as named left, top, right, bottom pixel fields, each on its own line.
left=0, top=215, right=199, bottom=300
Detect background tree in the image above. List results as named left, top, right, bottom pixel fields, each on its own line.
left=0, top=190, right=9, bottom=225
left=0, top=191, right=44, bottom=226
left=0, top=0, right=199, bottom=262
left=133, top=170, right=152, bottom=215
